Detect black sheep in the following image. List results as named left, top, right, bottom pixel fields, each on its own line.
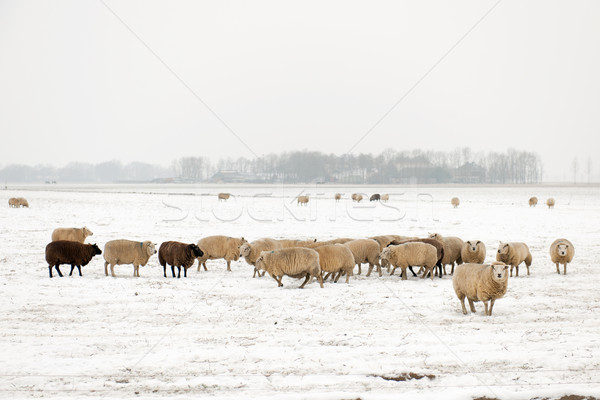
left=45, top=241, right=102, bottom=278
left=158, top=241, right=204, bottom=278
left=370, top=194, right=381, bottom=202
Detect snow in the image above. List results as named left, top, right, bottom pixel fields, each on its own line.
left=1, top=183, right=599, bottom=399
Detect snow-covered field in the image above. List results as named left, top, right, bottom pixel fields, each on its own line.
left=1, top=183, right=599, bottom=400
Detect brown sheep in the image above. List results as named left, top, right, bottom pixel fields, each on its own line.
left=428, top=233, right=464, bottom=275
left=529, top=196, right=538, bottom=207
left=45, top=241, right=102, bottom=278
left=389, top=238, right=444, bottom=278
left=297, top=195, right=309, bottom=206
left=218, top=193, right=231, bottom=201
left=335, top=193, right=342, bottom=202
left=159, top=241, right=204, bottom=278
left=370, top=194, right=381, bottom=202
left=351, top=193, right=363, bottom=202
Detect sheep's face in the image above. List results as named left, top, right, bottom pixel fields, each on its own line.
left=468, top=241, right=481, bottom=252
left=557, top=243, right=569, bottom=256
left=428, top=233, right=440, bottom=240
left=380, top=249, right=391, bottom=268
left=84, top=227, right=94, bottom=237
left=497, top=243, right=510, bottom=255
left=92, top=244, right=102, bottom=255
left=190, top=244, right=204, bottom=258
left=240, top=243, right=251, bottom=257
left=491, top=263, right=509, bottom=282
left=255, top=254, right=267, bottom=270
left=145, top=242, right=157, bottom=256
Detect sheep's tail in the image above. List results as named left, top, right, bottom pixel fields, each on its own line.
left=525, top=252, right=532, bottom=267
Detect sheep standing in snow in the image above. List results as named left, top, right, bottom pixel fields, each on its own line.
left=461, top=240, right=486, bottom=264
left=343, top=239, right=381, bottom=276
left=335, top=193, right=342, bottom=202
left=381, top=242, right=437, bottom=280
left=453, top=262, right=509, bottom=316
left=550, top=238, right=574, bottom=275
left=451, top=197, right=460, bottom=208
left=45, top=241, right=102, bottom=278
left=314, top=244, right=355, bottom=283
left=196, top=235, right=247, bottom=271
left=218, top=193, right=231, bottom=201
left=9, top=197, right=29, bottom=208
left=51, top=227, right=93, bottom=243
left=529, top=197, right=538, bottom=207
left=255, top=247, right=324, bottom=288
left=351, top=193, right=363, bottom=202
left=370, top=194, right=381, bottom=202
left=496, top=242, right=532, bottom=277
left=389, top=238, right=444, bottom=278
left=297, top=195, right=309, bottom=206
left=547, top=197, right=555, bottom=208
left=381, top=194, right=389, bottom=202
left=158, top=241, right=204, bottom=278
left=428, top=233, right=464, bottom=275
left=240, top=238, right=281, bottom=277
left=103, top=240, right=157, bottom=277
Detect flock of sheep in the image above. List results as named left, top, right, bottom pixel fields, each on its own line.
left=8, top=191, right=572, bottom=316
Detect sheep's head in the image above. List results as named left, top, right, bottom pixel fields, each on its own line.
left=84, top=227, right=94, bottom=237
left=144, top=241, right=157, bottom=256
left=497, top=243, right=510, bottom=255
left=240, top=243, right=251, bottom=257
left=557, top=243, right=569, bottom=256
left=91, top=243, right=102, bottom=255
left=468, top=241, right=481, bottom=252
left=429, top=233, right=440, bottom=240
left=490, top=262, right=509, bottom=282
left=255, top=251, right=269, bottom=270
left=380, top=248, right=391, bottom=268
left=189, top=244, right=204, bottom=258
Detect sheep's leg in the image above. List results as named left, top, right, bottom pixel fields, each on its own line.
left=133, top=265, right=139, bottom=277
left=171, top=265, right=176, bottom=278
left=55, top=265, right=63, bottom=277
left=563, top=263, right=567, bottom=275
left=377, top=264, right=382, bottom=277
left=389, top=266, right=397, bottom=276
left=509, top=266, right=514, bottom=277
left=226, top=260, right=231, bottom=272
left=345, top=270, right=351, bottom=283
left=468, top=299, right=476, bottom=313
left=203, top=262, right=208, bottom=271
left=400, top=266, right=408, bottom=280
left=69, top=265, right=75, bottom=276
left=556, top=263, right=560, bottom=274
left=515, top=265, right=519, bottom=277
left=299, top=273, right=311, bottom=289
left=526, top=265, right=530, bottom=276
left=366, top=264, right=374, bottom=277
left=333, top=271, right=342, bottom=283
left=450, top=263, right=455, bottom=275
left=323, top=272, right=332, bottom=280
left=443, top=265, right=447, bottom=275
left=317, top=273, right=324, bottom=288
left=357, top=264, right=362, bottom=275
left=76, top=266, right=82, bottom=276
left=104, top=262, right=109, bottom=276
left=111, top=264, right=116, bottom=278
left=488, top=299, right=496, bottom=316
left=163, top=265, right=167, bottom=278
left=409, top=266, right=417, bottom=277
left=48, top=265, right=53, bottom=278
left=183, top=267, right=188, bottom=278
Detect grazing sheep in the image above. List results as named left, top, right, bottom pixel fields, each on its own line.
left=196, top=235, right=247, bottom=272
left=381, top=242, right=437, bottom=280
left=158, top=241, right=204, bottom=278
left=218, top=193, right=231, bottom=201
left=451, top=197, right=460, bottom=208
left=529, top=196, right=538, bottom=207
left=45, top=241, right=102, bottom=278
left=103, top=240, right=157, bottom=277
left=496, top=242, right=532, bottom=277
left=428, top=233, right=464, bottom=275
left=370, top=194, right=381, bottom=202
left=550, top=238, right=575, bottom=275
left=8, top=197, right=28, bottom=208
left=297, top=195, right=309, bottom=206
left=255, top=247, right=324, bottom=289
left=461, top=240, right=486, bottom=264
left=314, top=244, right=355, bottom=283
left=18, top=197, right=29, bottom=207
left=335, top=193, right=342, bottom=202
left=547, top=197, right=555, bottom=208
left=389, top=238, right=444, bottom=278
left=343, top=239, right=381, bottom=276
left=51, top=227, right=94, bottom=243
left=351, top=193, right=363, bottom=202
left=240, top=238, right=281, bottom=277
left=453, top=262, right=509, bottom=316
left=381, top=194, right=389, bottom=202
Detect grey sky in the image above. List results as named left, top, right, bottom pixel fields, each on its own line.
left=1, top=1, right=599, bottom=182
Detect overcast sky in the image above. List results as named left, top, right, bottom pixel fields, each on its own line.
left=1, top=1, right=599, bottom=182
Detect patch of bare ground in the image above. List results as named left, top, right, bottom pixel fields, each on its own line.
left=373, top=372, right=435, bottom=382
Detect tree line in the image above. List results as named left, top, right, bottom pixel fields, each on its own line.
left=0, top=147, right=543, bottom=184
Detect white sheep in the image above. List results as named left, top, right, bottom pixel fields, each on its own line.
left=314, top=244, right=355, bottom=283
left=381, top=194, right=389, bottom=202
left=335, top=193, right=342, bottom=202
left=351, top=193, right=363, bottom=202
left=218, top=193, right=231, bottom=201
left=496, top=242, right=532, bottom=277
left=380, top=242, right=437, bottom=280
left=51, top=226, right=94, bottom=243
left=240, top=238, right=282, bottom=277
left=529, top=196, right=538, bottom=207
left=342, top=239, right=381, bottom=276
left=255, top=247, right=324, bottom=288
left=461, top=240, right=486, bottom=264
left=428, top=233, right=464, bottom=275
left=8, top=197, right=28, bottom=208
left=103, top=240, right=157, bottom=277
left=297, top=195, right=309, bottom=206
left=196, top=235, right=247, bottom=271
left=451, top=197, right=460, bottom=208
left=550, top=238, right=574, bottom=275
left=547, top=197, right=555, bottom=208
left=452, top=262, right=509, bottom=316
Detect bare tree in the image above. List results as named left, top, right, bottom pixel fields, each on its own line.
left=571, top=157, right=579, bottom=184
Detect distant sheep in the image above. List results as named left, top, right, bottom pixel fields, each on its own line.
left=158, top=241, right=204, bottom=278
left=389, top=238, right=444, bottom=278
left=343, top=239, right=381, bottom=276
left=496, top=242, right=532, bottom=277
left=103, top=240, right=157, bottom=277
left=550, top=238, right=574, bottom=275
left=428, top=233, right=464, bottom=275
left=370, top=194, right=381, bottom=202
left=240, top=238, right=281, bottom=277
left=381, top=194, right=389, bottom=202
left=196, top=235, right=247, bottom=271
left=314, top=244, right=355, bottom=283
left=45, top=240, right=102, bottom=278
left=453, top=262, right=509, bottom=316
left=255, top=247, right=324, bottom=289
left=547, top=197, right=555, bottom=208
left=297, top=195, right=309, bottom=206
left=51, top=227, right=93, bottom=243
left=381, top=242, right=437, bottom=280
left=8, top=197, right=28, bottom=208
left=461, top=240, right=486, bottom=264
left=335, top=193, right=342, bottom=202
left=529, top=196, right=538, bottom=207
left=351, top=193, right=363, bottom=202
left=218, top=193, right=231, bottom=201
left=451, top=197, right=460, bottom=208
